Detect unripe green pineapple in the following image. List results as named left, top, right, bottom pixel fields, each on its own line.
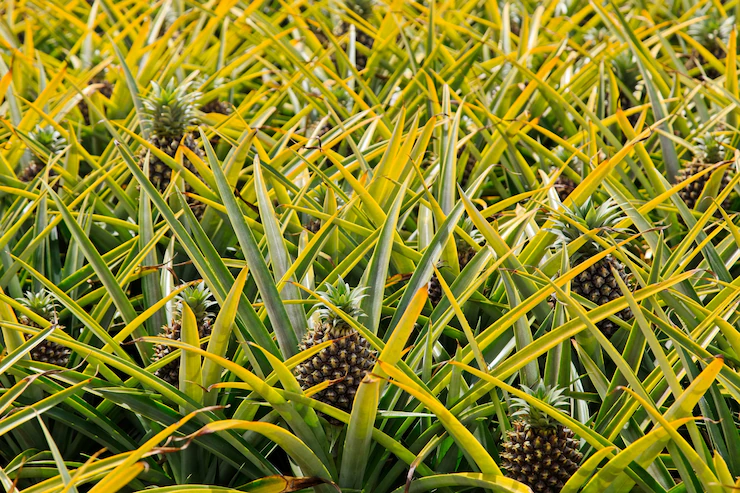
left=19, top=125, right=66, bottom=183
left=549, top=198, right=632, bottom=337
left=17, top=291, right=70, bottom=367
left=553, top=176, right=577, bottom=202
left=675, top=133, right=732, bottom=210
left=501, top=382, right=582, bottom=492
left=294, top=278, right=376, bottom=420
left=429, top=218, right=484, bottom=306
left=153, top=284, right=216, bottom=386
left=139, top=79, right=204, bottom=201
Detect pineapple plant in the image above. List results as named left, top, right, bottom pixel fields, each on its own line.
left=501, top=382, right=582, bottom=492
left=611, top=51, right=641, bottom=114
left=153, top=284, right=216, bottom=386
left=687, top=11, right=734, bottom=77
left=675, top=133, right=732, bottom=210
left=549, top=198, right=632, bottom=337
left=139, top=79, right=204, bottom=196
left=428, top=218, right=484, bottom=306
left=5, top=2, right=740, bottom=491
left=19, top=125, right=66, bottom=183
left=294, top=278, right=376, bottom=419
left=17, top=291, right=70, bottom=366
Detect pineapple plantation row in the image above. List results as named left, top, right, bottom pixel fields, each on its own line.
left=1, top=0, right=740, bottom=491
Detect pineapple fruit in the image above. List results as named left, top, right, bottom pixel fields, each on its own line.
left=200, top=99, right=231, bottom=115
left=19, top=125, right=66, bottom=183
left=501, top=382, right=582, bottom=492
left=550, top=147, right=582, bottom=202
left=428, top=218, right=483, bottom=306
left=153, top=284, right=216, bottom=386
left=17, top=291, right=70, bottom=366
left=200, top=97, right=231, bottom=149
left=139, top=79, right=204, bottom=197
left=675, top=133, right=732, bottom=210
left=306, top=218, right=322, bottom=233
left=294, top=279, right=376, bottom=419
left=553, top=176, right=577, bottom=202
left=550, top=198, right=632, bottom=337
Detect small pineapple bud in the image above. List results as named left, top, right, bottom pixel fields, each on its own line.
left=174, top=283, right=216, bottom=325
left=314, top=277, right=368, bottom=337
left=17, top=290, right=57, bottom=325
left=28, top=125, right=66, bottom=156
left=694, top=133, right=729, bottom=164
left=142, top=78, right=201, bottom=140
left=547, top=197, right=626, bottom=260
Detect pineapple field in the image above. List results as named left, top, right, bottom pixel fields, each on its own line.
left=3, top=0, right=740, bottom=491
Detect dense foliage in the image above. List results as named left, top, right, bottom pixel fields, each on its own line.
left=1, top=0, right=740, bottom=492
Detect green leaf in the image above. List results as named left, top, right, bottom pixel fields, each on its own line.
left=115, top=139, right=279, bottom=358
left=391, top=473, right=529, bottom=492
left=179, top=303, right=203, bottom=406
left=37, top=416, right=78, bottom=493
left=360, top=178, right=407, bottom=333
left=202, top=267, right=248, bottom=405
left=186, top=421, right=336, bottom=493
left=339, top=374, right=381, bottom=490
left=253, top=155, right=307, bottom=341
left=201, top=129, right=298, bottom=357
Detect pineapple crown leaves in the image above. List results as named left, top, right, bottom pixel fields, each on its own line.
left=584, top=27, right=609, bottom=44
left=87, top=49, right=112, bottom=73
left=28, top=125, right=66, bottom=155
left=554, top=0, right=580, bottom=17
left=315, top=277, right=368, bottom=334
left=547, top=198, right=627, bottom=255
left=458, top=217, right=484, bottom=245
left=552, top=146, right=584, bottom=172
left=308, top=183, right=348, bottom=212
left=688, top=13, right=734, bottom=53
left=343, top=0, right=375, bottom=17
left=17, top=290, right=57, bottom=320
left=142, top=78, right=201, bottom=140
left=511, top=381, right=569, bottom=429
left=694, top=133, right=729, bottom=164
left=611, top=51, right=640, bottom=94
left=175, top=283, right=217, bottom=323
